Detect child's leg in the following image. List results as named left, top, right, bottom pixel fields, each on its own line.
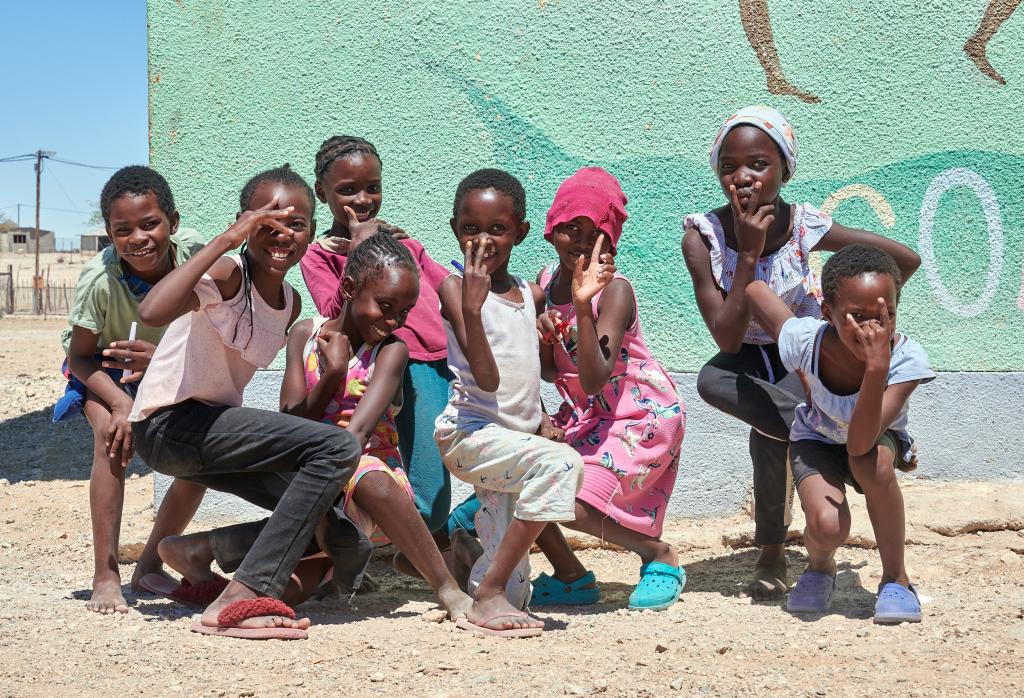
left=535, top=523, right=589, bottom=583
left=396, top=360, right=453, bottom=532
left=796, top=473, right=850, bottom=577
left=562, top=501, right=677, bottom=567
left=83, top=394, right=128, bottom=614
left=848, top=441, right=908, bottom=587
left=131, top=478, right=207, bottom=591
left=472, top=517, right=548, bottom=630
left=697, top=348, right=802, bottom=599
left=350, top=470, right=472, bottom=618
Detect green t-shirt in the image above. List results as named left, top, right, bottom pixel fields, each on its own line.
left=60, top=228, right=205, bottom=355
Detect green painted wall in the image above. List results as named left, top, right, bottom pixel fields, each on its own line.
left=148, top=0, right=1024, bottom=371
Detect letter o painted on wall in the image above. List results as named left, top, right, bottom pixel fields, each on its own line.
left=918, top=168, right=1003, bottom=318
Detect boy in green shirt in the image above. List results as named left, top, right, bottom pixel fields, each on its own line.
left=59, top=166, right=206, bottom=614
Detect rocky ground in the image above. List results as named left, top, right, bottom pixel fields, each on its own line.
left=0, top=318, right=1022, bottom=697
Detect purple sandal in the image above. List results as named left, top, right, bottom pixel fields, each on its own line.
left=785, top=571, right=836, bottom=613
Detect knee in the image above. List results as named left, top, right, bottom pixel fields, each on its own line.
left=318, top=431, right=361, bottom=471
left=696, top=364, right=728, bottom=410
left=804, top=507, right=849, bottom=550
left=849, top=449, right=897, bottom=492
left=352, top=471, right=397, bottom=508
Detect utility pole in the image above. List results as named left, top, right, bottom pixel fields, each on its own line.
left=33, top=150, right=55, bottom=315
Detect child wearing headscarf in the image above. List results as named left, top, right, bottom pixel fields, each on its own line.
left=531, top=167, right=687, bottom=611
left=681, top=106, right=921, bottom=602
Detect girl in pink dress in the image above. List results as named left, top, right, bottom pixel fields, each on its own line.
left=533, top=167, right=686, bottom=610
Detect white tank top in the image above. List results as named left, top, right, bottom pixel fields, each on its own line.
left=439, top=275, right=541, bottom=434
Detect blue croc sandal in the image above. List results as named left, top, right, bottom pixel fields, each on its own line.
left=786, top=571, right=836, bottom=613
left=628, top=562, right=685, bottom=610
left=874, top=582, right=922, bottom=624
left=531, top=571, right=600, bottom=606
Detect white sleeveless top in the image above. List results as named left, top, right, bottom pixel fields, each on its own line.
left=683, top=203, right=832, bottom=345
left=437, top=275, right=541, bottom=434
left=129, top=255, right=295, bottom=421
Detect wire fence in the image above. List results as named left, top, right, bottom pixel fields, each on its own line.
left=0, top=275, right=72, bottom=316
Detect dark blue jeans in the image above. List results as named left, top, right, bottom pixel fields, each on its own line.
left=132, top=400, right=360, bottom=598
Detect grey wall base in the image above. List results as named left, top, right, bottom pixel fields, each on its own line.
left=154, top=371, right=1024, bottom=523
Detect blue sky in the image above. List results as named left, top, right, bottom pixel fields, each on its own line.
left=0, top=1, right=147, bottom=247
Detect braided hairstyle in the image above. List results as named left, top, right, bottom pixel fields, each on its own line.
left=314, top=136, right=381, bottom=184
left=821, top=244, right=903, bottom=305
left=100, top=166, right=176, bottom=225
left=232, top=164, right=315, bottom=346
left=452, top=168, right=526, bottom=220
left=345, top=231, right=417, bottom=291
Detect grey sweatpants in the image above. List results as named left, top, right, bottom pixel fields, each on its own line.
left=696, top=343, right=801, bottom=546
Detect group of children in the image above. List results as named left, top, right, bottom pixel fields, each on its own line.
left=59, top=104, right=930, bottom=639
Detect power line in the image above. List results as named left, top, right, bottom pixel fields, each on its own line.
left=0, top=203, right=89, bottom=215
left=49, top=157, right=119, bottom=171
left=44, top=165, right=81, bottom=212
left=0, top=154, right=37, bottom=163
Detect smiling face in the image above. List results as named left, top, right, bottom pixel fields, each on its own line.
left=822, top=272, right=899, bottom=354
left=315, top=152, right=383, bottom=230
left=550, top=216, right=613, bottom=272
left=716, top=125, right=788, bottom=209
left=106, top=192, right=179, bottom=281
left=450, top=187, right=529, bottom=276
left=342, top=266, right=419, bottom=345
left=243, top=181, right=313, bottom=276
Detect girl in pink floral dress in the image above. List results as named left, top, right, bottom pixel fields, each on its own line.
left=533, top=167, right=686, bottom=611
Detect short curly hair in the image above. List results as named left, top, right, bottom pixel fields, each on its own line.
left=238, top=164, right=315, bottom=214
left=100, top=166, right=176, bottom=225
left=452, top=168, right=526, bottom=220
left=315, top=135, right=381, bottom=183
left=821, top=243, right=902, bottom=304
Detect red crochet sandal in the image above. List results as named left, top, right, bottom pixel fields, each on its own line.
left=190, top=597, right=308, bottom=640
left=136, top=573, right=230, bottom=609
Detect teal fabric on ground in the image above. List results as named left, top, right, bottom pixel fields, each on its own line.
left=447, top=493, right=480, bottom=538
left=397, top=359, right=453, bottom=532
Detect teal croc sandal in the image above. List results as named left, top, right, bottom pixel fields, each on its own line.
left=531, top=571, right=601, bottom=606
left=628, top=562, right=685, bottom=610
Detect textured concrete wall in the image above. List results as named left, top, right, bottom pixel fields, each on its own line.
left=148, top=1, right=1024, bottom=520
left=149, top=0, right=1024, bottom=371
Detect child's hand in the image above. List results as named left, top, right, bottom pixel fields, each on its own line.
left=571, top=234, right=616, bottom=306
left=538, top=309, right=567, bottom=345
left=101, top=340, right=157, bottom=384
left=460, top=239, right=492, bottom=315
left=344, top=206, right=384, bottom=249
left=315, top=329, right=353, bottom=377
left=539, top=413, right=566, bottom=442
left=729, top=182, right=774, bottom=259
left=377, top=220, right=409, bottom=241
left=106, top=400, right=135, bottom=469
left=221, top=196, right=296, bottom=249
left=846, top=298, right=892, bottom=372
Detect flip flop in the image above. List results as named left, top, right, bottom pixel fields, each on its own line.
left=628, top=562, right=685, bottom=611
left=137, top=572, right=229, bottom=609
left=873, top=582, right=922, bottom=624
left=190, top=598, right=308, bottom=640
left=456, top=612, right=544, bottom=638
left=531, top=571, right=601, bottom=606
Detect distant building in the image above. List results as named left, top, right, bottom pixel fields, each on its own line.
left=0, top=228, right=56, bottom=254
left=80, top=229, right=111, bottom=253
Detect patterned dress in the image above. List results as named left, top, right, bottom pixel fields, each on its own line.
left=303, top=316, right=414, bottom=544
left=539, top=265, right=685, bottom=537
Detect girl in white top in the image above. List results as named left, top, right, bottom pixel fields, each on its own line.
left=434, top=169, right=583, bottom=639
left=681, top=106, right=922, bottom=601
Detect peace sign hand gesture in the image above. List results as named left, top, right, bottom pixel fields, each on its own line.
left=461, top=238, right=492, bottom=315
left=729, top=181, right=774, bottom=259
left=222, top=196, right=296, bottom=249
left=571, top=233, right=616, bottom=306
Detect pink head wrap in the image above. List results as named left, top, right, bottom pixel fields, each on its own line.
left=544, top=167, right=628, bottom=251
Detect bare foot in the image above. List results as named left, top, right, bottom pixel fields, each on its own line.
left=451, top=528, right=483, bottom=592
left=965, top=37, right=1007, bottom=84
left=642, top=541, right=679, bottom=569
left=157, top=534, right=218, bottom=585
left=741, top=565, right=790, bottom=601
left=766, top=75, right=821, bottom=103
left=468, top=592, right=544, bottom=632
left=87, top=571, right=129, bottom=614
left=201, top=581, right=310, bottom=631
left=438, top=582, right=474, bottom=621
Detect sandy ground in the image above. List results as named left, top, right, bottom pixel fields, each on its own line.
left=0, top=317, right=1022, bottom=697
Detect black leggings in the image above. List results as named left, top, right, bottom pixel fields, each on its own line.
left=696, top=343, right=802, bottom=546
